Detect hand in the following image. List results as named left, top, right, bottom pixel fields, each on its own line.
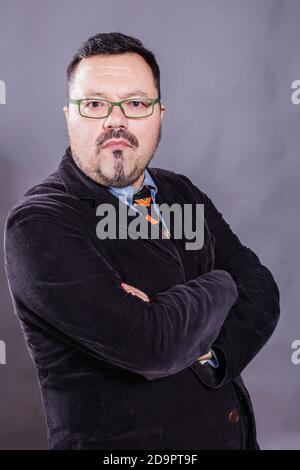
left=121, top=283, right=150, bottom=302
left=196, top=350, right=213, bottom=362
left=121, top=283, right=212, bottom=361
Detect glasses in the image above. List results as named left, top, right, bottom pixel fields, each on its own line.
left=68, top=97, right=160, bottom=119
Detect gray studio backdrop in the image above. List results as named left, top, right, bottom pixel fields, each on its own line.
left=0, top=0, right=299, bottom=450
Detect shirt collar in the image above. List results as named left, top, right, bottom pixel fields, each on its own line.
left=107, top=168, right=157, bottom=205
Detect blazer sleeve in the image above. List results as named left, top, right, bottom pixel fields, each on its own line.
left=185, top=178, right=280, bottom=388
left=4, top=201, right=238, bottom=381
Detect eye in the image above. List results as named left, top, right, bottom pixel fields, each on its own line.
left=91, top=101, right=102, bottom=108
left=129, top=100, right=149, bottom=108
left=84, top=100, right=105, bottom=109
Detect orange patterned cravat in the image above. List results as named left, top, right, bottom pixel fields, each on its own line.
left=132, top=184, right=170, bottom=238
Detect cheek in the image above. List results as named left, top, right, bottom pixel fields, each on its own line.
left=69, top=120, right=98, bottom=145
left=144, top=128, right=160, bottom=150
left=132, top=124, right=158, bottom=148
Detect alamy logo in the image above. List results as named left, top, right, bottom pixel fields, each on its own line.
left=291, top=340, right=300, bottom=365
left=95, top=202, right=205, bottom=250
left=0, top=340, right=6, bottom=365
left=291, top=80, right=300, bottom=105
left=0, top=80, right=6, bottom=104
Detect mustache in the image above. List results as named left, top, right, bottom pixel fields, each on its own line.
left=96, top=130, right=138, bottom=151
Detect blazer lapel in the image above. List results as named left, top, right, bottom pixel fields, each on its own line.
left=58, top=149, right=187, bottom=275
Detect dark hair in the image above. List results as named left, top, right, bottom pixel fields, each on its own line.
left=66, top=32, right=161, bottom=99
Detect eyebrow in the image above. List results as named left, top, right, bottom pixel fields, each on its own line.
left=84, top=90, right=151, bottom=99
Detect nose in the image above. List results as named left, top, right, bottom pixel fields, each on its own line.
left=103, top=104, right=128, bottom=130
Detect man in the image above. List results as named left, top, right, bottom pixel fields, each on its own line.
left=4, top=32, right=280, bottom=450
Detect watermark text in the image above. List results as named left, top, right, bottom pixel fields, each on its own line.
left=96, top=201, right=205, bottom=250
left=0, top=340, right=6, bottom=365
left=0, top=80, right=6, bottom=104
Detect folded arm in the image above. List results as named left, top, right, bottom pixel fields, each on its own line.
left=4, top=204, right=238, bottom=381
left=184, top=178, right=280, bottom=387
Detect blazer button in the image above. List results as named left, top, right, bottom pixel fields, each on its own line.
left=228, top=410, right=240, bottom=423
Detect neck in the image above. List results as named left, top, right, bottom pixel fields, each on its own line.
left=132, top=171, right=145, bottom=191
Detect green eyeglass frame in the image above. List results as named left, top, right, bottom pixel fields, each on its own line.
left=68, top=97, right=161, bottom=119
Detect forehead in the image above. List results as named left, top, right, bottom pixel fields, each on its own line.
left=70, top=53, right=157, bottom=97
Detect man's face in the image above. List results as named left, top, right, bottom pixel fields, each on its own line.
left=63, top=53, right=165, bottom=189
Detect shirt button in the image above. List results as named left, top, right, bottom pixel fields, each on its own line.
left=228, top=410, right=240, bottom=423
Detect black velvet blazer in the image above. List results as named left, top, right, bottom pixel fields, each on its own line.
left=4, top=147, right=280, bottom=450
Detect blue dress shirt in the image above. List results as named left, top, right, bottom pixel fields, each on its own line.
left=107, top=168, right=171, bottom=237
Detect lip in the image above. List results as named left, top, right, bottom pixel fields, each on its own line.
left=103, top=140, right=132, bottom=148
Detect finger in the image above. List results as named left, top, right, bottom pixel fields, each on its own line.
left=121, top=283, right=130, bottom=289
left=129, top=290, right=149, bottom=302
left=121, top=283, right=150, bottom=302
left=197, top=350, right=212, bottom=361
left=130, top=288, right=150, bottom=302
left=126, top=289, right=150, bottom=302
left=122, top=284, right=144, bottom=296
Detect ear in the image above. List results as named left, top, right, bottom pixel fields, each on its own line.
left=63, top=105, right=69, bottom=122
left=160, top=103, right=165, bottom=120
